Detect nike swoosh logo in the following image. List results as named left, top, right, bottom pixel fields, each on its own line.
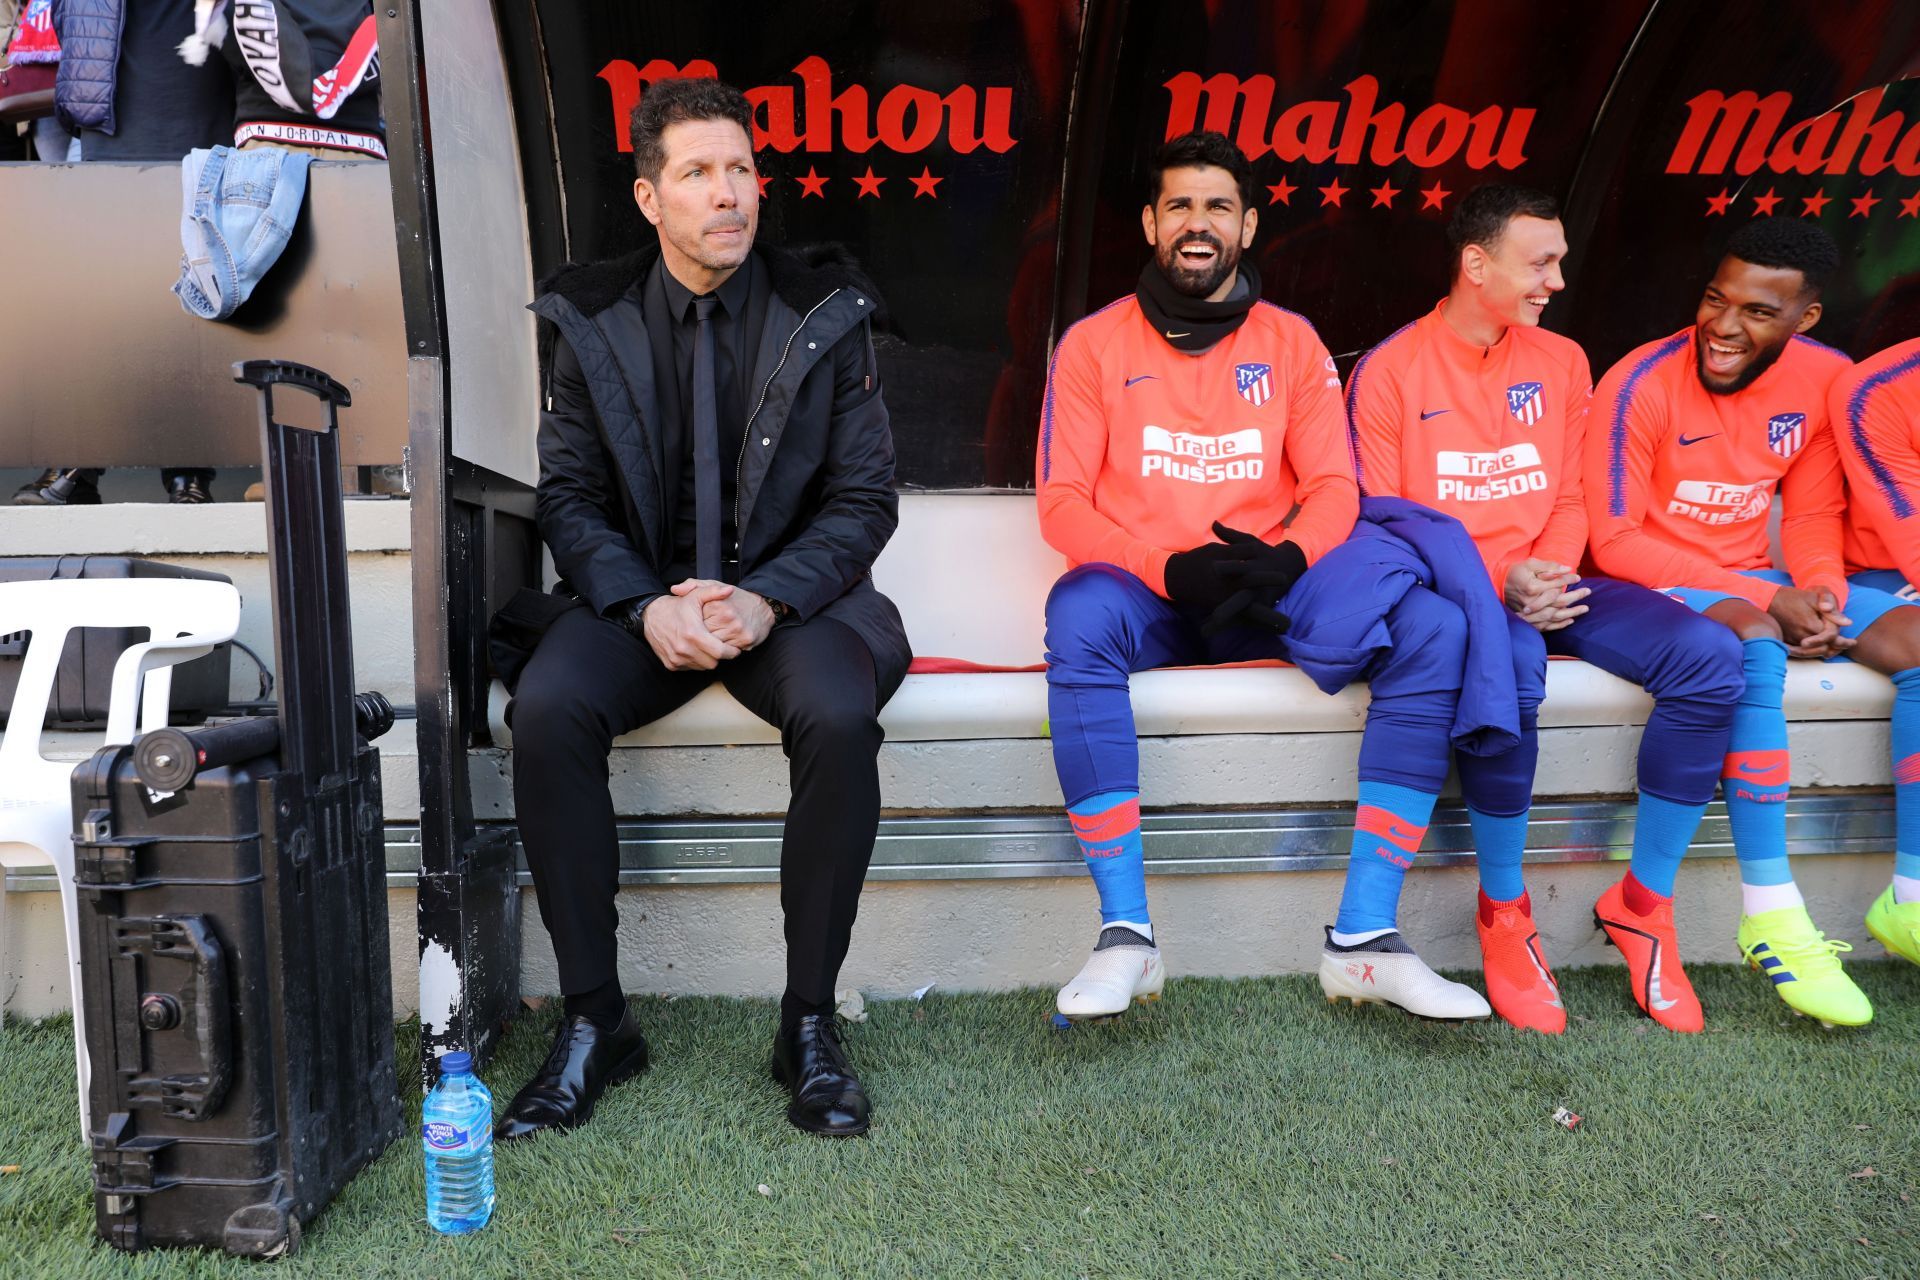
left=1678, top=433, right=1719, bottom=446
left=1386, top=823, right=1420, bottom=843
left=1736, top=762, right=1771, bottom=776
left=1164, top=331, right=1191, bottom=339
left=1419, top=409, right=1450, bottom=420
left=1124, top=375, right=1159, bottom=388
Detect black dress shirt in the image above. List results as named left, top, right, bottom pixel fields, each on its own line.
left=643, top=253, right=770, bottom=584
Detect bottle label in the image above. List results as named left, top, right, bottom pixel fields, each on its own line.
left=422, top=1120, right=468, bottom=1150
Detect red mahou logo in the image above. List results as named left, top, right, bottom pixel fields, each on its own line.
left=1665, top=86, right=1920, bottom=176
left=599, top=56, right=1018, bottom=155
left=1162, top=72, right=1534, bottom=169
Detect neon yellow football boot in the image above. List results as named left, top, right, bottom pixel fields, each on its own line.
left=1737, top=906, right=1873, bottom=1028
left=1865, top=886, right=1920, bottom=966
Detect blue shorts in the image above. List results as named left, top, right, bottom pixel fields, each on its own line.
left=1661, top=568, right=1917, bottom=658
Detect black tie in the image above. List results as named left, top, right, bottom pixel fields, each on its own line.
left=690, top=295, right=722, bottom=581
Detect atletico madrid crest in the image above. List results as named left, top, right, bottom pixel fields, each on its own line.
left=1767, top=412, right=1806, bottom=458
left=1506, top=381, right=1545, bottom=426
left=1235, top=362, right=1274, bottom=407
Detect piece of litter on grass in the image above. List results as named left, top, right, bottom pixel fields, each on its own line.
left=1051, top=1013, right=1073, bottom=1031
left=1854, top=1124, right=1872, bottom=1131
left=0, top=1166, right=19, bottom=1175
left=1380, top=1157, right=1397, bottom=1166
left=1551, top=1107, right=1582, bottom=1130
left=1857, top=1238, right=1870, bottom=1246
left=1850, top=1167, right=1879, bottom=1179
left=756, top=1184, right=773, bottom=1197
left=910, top=983, right=935, bottom=1001
left=834, top=989, right=868, bottom=1023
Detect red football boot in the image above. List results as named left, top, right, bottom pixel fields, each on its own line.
left=1593, top=877, right=1705, bottom=1033
left=1475, top=891, right=1566, bottom=1034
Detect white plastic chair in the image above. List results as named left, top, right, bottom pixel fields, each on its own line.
left=0, top=577, right=242, bottom=1140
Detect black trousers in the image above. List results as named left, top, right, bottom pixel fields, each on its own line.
left=510, top=604, right=884, bottom=1021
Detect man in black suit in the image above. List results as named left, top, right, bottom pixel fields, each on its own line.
left=494, top=76, right=908, bottom=1139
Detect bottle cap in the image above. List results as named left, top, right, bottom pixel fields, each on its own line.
left=439, top=1051, right=472, bottom=1075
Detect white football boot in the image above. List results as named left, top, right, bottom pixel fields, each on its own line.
left=1318, top=928, right=1491, bottom=1021
left=1056, top=927, right=1166, bottom=1020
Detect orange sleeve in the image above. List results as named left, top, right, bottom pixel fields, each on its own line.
left=1035, top=323, right=1174, bottom=595
left=1780, top=412, right=1850, bottom=603
left=1585, top=354, right=1780, bottom=607
left=1343, top=341, right=1405, bottom=499
left=1834, top=361, right=1920, bottom=588
left=1519, top=345, right=1592, bottom=581
left=1281, top=330, right=1360, bottom=565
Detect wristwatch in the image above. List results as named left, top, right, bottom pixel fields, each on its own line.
left=766, top=596, right=794, bottom=622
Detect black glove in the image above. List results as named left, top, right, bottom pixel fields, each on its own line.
left=1197, top=524, right=1307, bottom=635
left=1161, top=540, right=1244, bottom=613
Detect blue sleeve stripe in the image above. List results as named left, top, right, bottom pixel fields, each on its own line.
left=1342, top=320, right=1417, bottom=497
left=1607, top=333, right=1690, bottom=518
left=1791, top=333, right=1849, bottom=360
left=1039, top=296, right=1130, bottom=484
left=1846, top=349, right=1920, bottom=522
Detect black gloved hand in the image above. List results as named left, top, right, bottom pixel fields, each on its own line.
left=1200, top=587, right=1292, bottom=637
left=1196, top=524, right=1307, bottom=635
left=1161, top=541, right=1244, bottom=613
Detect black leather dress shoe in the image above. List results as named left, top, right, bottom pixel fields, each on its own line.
left=166, top=473, right=214, bottom=504
left=494, top=1010, right=649, bottom=1141
left=770, top=1015, right=870, bottom=1137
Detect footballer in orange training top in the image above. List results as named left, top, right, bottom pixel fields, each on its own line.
left=1345, top=184, right=1741, bottom=1035
left=1035, top=130, right=1489, bottom=1024
left=1830, top=337, right=1920, bottom=971
left=1587, top=219, right=1920, bottom=1027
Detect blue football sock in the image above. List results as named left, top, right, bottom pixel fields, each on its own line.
left=1628, top=791, right=1707, bottom=899
left=1723, top=639, right=1792, bottom=891
left=1892, top=668, right=1920, bottom=887
left=1068, top=789, right=1148, bottom=928
left=1467, top=806, right=1529, bottom=902
left=1335, top=781, right=1439, bottom=934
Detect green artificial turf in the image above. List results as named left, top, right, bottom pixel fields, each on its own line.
left=3, top=963, right=1917, bottom=1279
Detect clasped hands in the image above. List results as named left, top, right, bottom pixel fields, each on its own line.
left=1769, top=586, right=1853, bottom=659
left=1163, top=522, right=1308, bottom=636
left=632, top=580, right=776, bottom=671
left=1504, top=558, right=1591, bottom=632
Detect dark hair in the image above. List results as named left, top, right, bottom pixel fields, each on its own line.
left=1447, top=184, right=1561, bottom=281
left=1148, top=130, right=1256, bottom=210
left=1723, top=217, right=1840, bottom=297
left=630, top=77, right=755, bottom=184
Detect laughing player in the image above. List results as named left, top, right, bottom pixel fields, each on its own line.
left=1588, top=219, right=1920, bottom=1028
left=1344, top=185, right=1742, bottom=1033
left=1036, top=131, right=1491, bottom=1023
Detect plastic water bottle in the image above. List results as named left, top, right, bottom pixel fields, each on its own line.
left=422, top=1051, right=495, bottom=1234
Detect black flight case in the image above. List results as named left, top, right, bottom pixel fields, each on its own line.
left=69, top=362, right=403, bottom=1256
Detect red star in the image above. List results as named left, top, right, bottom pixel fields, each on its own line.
left=1369, top=181, right=1401, bottom=209
left=1800, top=189, right=1830, bottom=217
left=754, top=173, right=772, bottom=199
left=796, top=166, right=829, bottom=198
left=1751, top=188, right=1781, bottom=216
left=1704, top=188, right=1732, bottom=216
left=1900, top=191, right=1920, bottom=219
left=1319, top=178, right=1348, bottom=208
left=909, top=166, right=943, bottom=199
left=1266, top=176, right=1296, bottom=205
left=1850, top=189, right=1881, bottom=218
left=1419, top=182, right=1451, bottom=211
left=852, top=166, right=886, bottom=199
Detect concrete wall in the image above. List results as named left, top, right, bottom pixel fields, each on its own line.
left=1, top=852, right=1899, bottom=1019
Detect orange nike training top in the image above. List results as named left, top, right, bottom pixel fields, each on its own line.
left=1036, top=294, right=1357, bottom=596
left=1832, top=336, right=1920, bottom=586
left=1585, top=327, right=1853, bottom=608
left=1344, top=300, right=1593, bottom=589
